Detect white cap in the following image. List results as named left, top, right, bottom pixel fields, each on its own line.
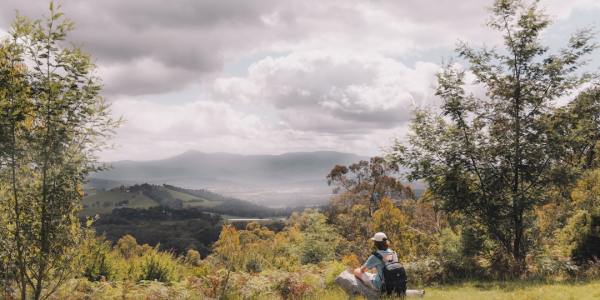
left=370, top=232, right=388, bottom=242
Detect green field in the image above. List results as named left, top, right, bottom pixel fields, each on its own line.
left=81, top=184, right=225, bottom=215
left=82, top=190, right=157, bottom=215
left=312, top=281, right=600, bottom=300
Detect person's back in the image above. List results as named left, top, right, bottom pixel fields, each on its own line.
left=354, top=232, right=407, bottom=296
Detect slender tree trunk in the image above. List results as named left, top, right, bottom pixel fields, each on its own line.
left=33, top=23, right=56, bottom=300
left=7, top=56, right=28, bottom=300
left=12, top=135, right=27, bottom=300
left=512, top=56, right=526, bottom=275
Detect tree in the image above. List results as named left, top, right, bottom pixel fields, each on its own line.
left=391, top=0, right=596, bottom=274
left=327, top=156, right=413, bottom=216
left=371, top=198, right=415, bottom=261
left=0, top=3, right=119, bottom=299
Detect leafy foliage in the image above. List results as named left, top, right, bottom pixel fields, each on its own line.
left=136, top=248, right=181, bottom=283
left=560, top=169, right=600, bottom=263
left=94, top=207, right=222, bottom=256
left=327, top=156, right=414, bottom=216
left=391, top=0, right=597, bottom=274
left=0, top=3, right=119, bottom=299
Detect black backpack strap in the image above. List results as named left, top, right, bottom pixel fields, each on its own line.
left=372, top=251, right=384, bottom=262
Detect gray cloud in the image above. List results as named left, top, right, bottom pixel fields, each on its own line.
left=0, top=0, right=496, bottom=97
left=0, top=0, right=598, bottom=160
left=0, top=0, right=286, bottom=95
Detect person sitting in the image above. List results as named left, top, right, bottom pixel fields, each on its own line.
left=354, top=232, right=407, bottom=296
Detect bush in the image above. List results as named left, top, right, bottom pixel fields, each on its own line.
left=341, top=254, right=361, bottom=269
left=136, top=248, right=180, bottom=282
left=275, top=274, right=313, bottom=300
left=80, top=236, right=116, bottom=281
left=184, top=249, right=201, bottom=266
left=245, top=258, right=263, bottom=273
left=560, top=169, right=600, bottom=264
left=296, top=211, right=339, bottom=265
left=117, top=234, right=139, bottom=258
left=404, top=258, right=444, bottom=286
left=323, top=261, right=347, bottom=287
left=561, top=211, right=600, bottom=264
left=530, top=255, right=579, bottom=279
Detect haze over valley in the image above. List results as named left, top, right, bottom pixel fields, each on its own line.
left=89, top=150, right=367, bottom=207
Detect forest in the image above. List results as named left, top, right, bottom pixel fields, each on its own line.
left=0, top=0, right=599, bottom=299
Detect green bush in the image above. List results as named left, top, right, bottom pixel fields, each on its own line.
left=80, top=237, right=116, bottom=281
left=561, top=211, right=600, bottom=264
left=136, top=248, right=180, bottom=282
left=404, top=258, right=444, bottom=286
left=297, top=211, right=339, bottom=265
left=323, top=261, right=346, bottom=287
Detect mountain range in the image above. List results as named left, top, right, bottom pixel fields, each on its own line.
left=90, top=151, right=366, bottom=207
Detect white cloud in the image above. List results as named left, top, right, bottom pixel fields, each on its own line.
left=212, top=51, right=440, bottom=132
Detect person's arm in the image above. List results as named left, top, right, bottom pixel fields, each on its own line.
left=353, top=266, right=369, bottom=277
left=354, top=255, right=376, bottom=281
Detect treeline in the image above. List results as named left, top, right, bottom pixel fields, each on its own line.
left=92, top=207, right=222, bottom=256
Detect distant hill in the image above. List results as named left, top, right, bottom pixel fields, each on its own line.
left=82, top=183, right=299, bottom=218
left=90, top=151, right=367, bottom=207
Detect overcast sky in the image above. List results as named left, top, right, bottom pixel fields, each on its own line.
left=1, top=0, right=599, bottom=161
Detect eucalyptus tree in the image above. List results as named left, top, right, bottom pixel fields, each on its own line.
left=327, top=156, right=414, bottom=216
left=0, top=3, right=119, bottom=299
left=391, top=0, right=596, bottom=274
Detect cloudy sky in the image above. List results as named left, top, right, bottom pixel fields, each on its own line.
left=0, top=0, right=599, bottom=161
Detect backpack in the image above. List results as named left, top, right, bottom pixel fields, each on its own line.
left=372, top=250, right=407, bottom=296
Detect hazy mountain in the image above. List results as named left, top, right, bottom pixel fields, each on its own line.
left=90, top=151, right=366, bottom=207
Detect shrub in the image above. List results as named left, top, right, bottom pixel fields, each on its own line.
left=323, top=261, right=347, bottom=287
left=530, top=255, right=579, bottom=279
left=437, top=227, right=486, bottom=281
left=561, top=211, right=600, bottom=264
left=245, top=258, right=263, bottom=273
left=117, top=234, right=139, bottom=258
left=184, top=249, right=201, bottom=266
left=560, top=169, right=600, bottom=264
left=137, top=248, right=180, bottom=282
left=80, top=236, right=116, bottom=281
left=275, top=274, right=312, bottom=300
left=297, top=211, right=339, bottom=265
left=404, top=258, right=444, bottom=286
left=341, top=254, right=361, bottom=269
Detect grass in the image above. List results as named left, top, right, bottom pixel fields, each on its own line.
left=50, top=279, right=600, bottom=299
left=310, top=280, right=600, bottom=300
left=82, top=190, right=157, bottom=215
left=421, top=280, right=600, bottom=300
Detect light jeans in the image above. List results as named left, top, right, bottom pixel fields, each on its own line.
left=356, top=271, right=378, bottom=290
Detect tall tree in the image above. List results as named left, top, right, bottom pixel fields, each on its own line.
left=0, top=24, right=31, bottom=300
left=327, top=156, right=413, bottom=216
left=391, top=0, right=596, bottom=274
left=0, top=2, right=119, bottom=299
